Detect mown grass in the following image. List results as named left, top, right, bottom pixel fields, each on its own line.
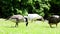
left=0, top=19, right=60, bottom=34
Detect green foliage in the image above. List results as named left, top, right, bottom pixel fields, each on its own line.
left=16, top=9, right=22, bottom=15
left=22, top=9, right=28, bottom=16
left=0, top=0, right=60, bottom=19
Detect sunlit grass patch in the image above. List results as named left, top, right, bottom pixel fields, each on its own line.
left=0, top=19, right=60, bottom=34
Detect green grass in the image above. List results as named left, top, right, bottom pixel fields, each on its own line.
left=0, top=19, right=60, bottom=34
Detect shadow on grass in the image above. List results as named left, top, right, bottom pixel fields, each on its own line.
left=10, top=26, right=17, bottom=28
left=42, top=26, right=56, bottom=28
left=3, top=26, right=18, bottom=28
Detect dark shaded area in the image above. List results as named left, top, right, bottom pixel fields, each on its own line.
left=44, top=1, right=60, bottom=19
left=27, top=4, right=33, bottom=14
left=19, top=2, right=27, bottom=10
left=34, top=1, right=40, bottom=9
left=44, top=8, right=50, bottom=19
left=49, top=1, right=60, bottom=15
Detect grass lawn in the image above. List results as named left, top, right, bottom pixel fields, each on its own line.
left=0, top=19, right=60, bottom=34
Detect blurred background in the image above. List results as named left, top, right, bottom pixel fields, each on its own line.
left=0, top=0, right=60, bottom=19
